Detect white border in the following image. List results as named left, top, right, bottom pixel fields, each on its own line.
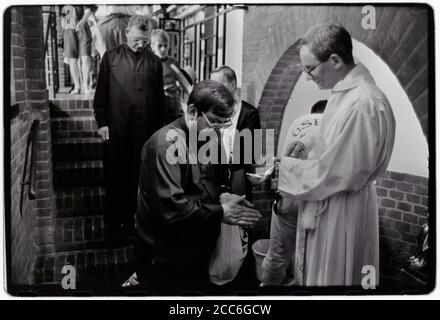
left=0, top=0, right=438, bottom=300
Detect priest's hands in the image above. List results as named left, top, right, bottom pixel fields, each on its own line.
left=220, top=193, right=261, bottom=227
left=285, top=141, right=305, bottom=158
left=98, top=126, right=109, bottom=141
left=272, top=141, right=306, bottom=164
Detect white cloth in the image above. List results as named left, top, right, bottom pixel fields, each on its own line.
left=278, top=64, right=396, bottom=286
left=281, top=113, right=322, bottom=158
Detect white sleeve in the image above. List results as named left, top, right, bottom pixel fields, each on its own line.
left=278, top=103, right=384, bottom=201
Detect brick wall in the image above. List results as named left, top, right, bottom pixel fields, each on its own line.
left=10, top=111, right=35, bottom=285
left=250, top=171, right=429, bottom=280
left=9, top=6, right=55, bottom=285
left=242, top=5, right=431, bottom=281
left=376, top=171, right=429, bottom=279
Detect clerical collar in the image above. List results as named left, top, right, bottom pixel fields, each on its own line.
left=331, top=63, right=376, bottom=92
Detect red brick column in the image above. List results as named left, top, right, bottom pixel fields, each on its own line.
left=9, top=6, right=55, bottom=285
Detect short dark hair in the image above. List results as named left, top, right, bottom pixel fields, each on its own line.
left=310, top=100, right=327, bottom=114
left=188, top=80, right=234, bottom=117
left=210, top=65, right=237, bottom=85
left=299, top=23, right=354, bottom=64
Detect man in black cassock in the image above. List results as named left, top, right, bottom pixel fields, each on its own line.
left=93, top=15, right=166, bottom=238
left=209, top=66, right=261, bottom=201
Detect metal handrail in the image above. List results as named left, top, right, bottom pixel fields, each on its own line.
left=20, top=120, right=40, bottom=216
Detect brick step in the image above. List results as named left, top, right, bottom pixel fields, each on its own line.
left=53, top=137, right=104, bottom=162
left=49, top=99, right=94, bottom=114
left=53, top=130, right=100, bottom=140
left=55, top=186, right=105, bottom=218
left=33, top=246, right=134, bottom=286
left=51, top=116, right=99, bottom=137
left=53, top=215, right=112, bottom=252
left=51, top=108, right=95, bottom=119
left=54, top=160, right=104, bottom=189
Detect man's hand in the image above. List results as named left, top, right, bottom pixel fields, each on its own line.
left=98, top=126, right=109, bottom=141
left=285, top=141, right=305, bottom=158
left=219, top=192, right=254, bottom=208
left=220, top=194, right=261, bottom=227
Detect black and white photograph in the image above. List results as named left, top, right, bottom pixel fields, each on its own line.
left=2, top=2, right=435, bottom=298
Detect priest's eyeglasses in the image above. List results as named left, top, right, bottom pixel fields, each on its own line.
left=297, top=57, right=330, bottom=76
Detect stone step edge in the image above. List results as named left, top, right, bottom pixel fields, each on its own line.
left=55, top=186, right=106, bottom=195
left=51, top=116, right=97, bottom=121
left=49, top=109, right=94, bottom=114
left=53, top=215, right=106, bottom=243
left=52, top=137, right=104, bottom=145
left=54, top=160, right=103, bottom=170
left=34, top=246, right=133, bottom=268
left=33, top=246, right=134, bottom=285
left=54, top=214, right=105, bottom=224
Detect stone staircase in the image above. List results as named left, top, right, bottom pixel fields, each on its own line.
left=33, top=94, right=134, bottom=289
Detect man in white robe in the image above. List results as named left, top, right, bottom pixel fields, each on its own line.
left=273, top=23, right=396, bottom=286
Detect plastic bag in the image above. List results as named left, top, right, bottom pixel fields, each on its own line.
left=208, top=223, right=248, bottom=285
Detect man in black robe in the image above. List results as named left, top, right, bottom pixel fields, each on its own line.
left=93, top=15, right=166, bottom=238
left=209, top=66, right=261, bottom=201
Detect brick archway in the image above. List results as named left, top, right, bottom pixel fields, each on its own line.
left=255, top=6, right=431, bottom=153
left=257, top=40, right=302, bottom=153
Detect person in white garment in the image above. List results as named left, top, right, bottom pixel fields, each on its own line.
left=261, top=100, right=326, bottom=286
left=282, top=100, right=327, bottom=159
left=267, top=23, right=396, bottom=287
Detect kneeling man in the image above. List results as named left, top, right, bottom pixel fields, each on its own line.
left=134, top=80, right=261, bottom=293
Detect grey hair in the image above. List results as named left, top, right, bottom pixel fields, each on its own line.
left=127, top=15, right=154, bottom=32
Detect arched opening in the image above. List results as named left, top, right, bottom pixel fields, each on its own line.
left=278, top=39, right=429, bottom=177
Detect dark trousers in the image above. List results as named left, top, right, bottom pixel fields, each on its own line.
left=103, top=134, right=144, bottom=235
left=133, top=234, right=213, bottom=295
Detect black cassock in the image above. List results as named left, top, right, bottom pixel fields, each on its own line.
left=93, top=44, right=166, bottom=235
